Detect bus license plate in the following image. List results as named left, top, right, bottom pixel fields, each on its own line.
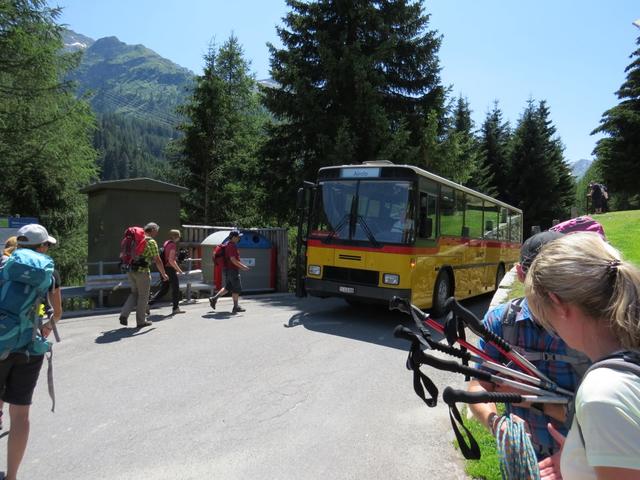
left=339, top=286, right=355, bottom=294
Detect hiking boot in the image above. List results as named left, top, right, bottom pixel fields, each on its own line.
left=136, top=321, right=153, bottom=328
left=209, top=297, right=217, bottom=310
left=119, top=316, right=128, bottom=326
left=232, top=305, right=246, bottom=313
left=172, top=307, right=185, bottom=315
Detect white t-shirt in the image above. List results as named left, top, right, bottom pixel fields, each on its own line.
left=561, top=367, right=640, bottom=479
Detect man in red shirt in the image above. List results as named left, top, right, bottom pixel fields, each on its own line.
left=208, top=230, right=250, bottom=313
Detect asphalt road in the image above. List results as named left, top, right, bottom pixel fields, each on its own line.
left=7, top=293, right=491, bottom=480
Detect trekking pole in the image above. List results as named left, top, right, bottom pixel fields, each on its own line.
left=391, top=296, right=570, bottom=395
left=394, top=327, right=565, bottom=397
left=443, top=297, right=567, bottom=392
left=394, top=325, right=566, bottom=394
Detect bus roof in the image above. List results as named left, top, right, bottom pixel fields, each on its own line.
left=318, top=163, right=523, bottom=214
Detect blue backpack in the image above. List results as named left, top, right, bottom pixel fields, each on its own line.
left=0, top=248, right=54, bottom=358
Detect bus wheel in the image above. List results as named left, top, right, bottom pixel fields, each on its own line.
left=494, top=263, right=506, bottom=291
left=431, top=271, right=452, bottom=317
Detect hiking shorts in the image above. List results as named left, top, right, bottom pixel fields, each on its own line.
left=224, top=268, right=242, bottom=294
left=0, top=353, right=44, bottom=405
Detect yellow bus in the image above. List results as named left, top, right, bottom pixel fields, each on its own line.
left=296, top=161, right=522, bottom=314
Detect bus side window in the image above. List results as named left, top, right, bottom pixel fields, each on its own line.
left=418, top=192, right=436, bottom=238
left=440, top=186, right=463, bottom=237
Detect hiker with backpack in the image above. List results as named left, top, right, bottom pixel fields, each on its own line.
left=148, top=229, right=185, bottom=315
left=588, top=182, right=606, bottom=214
left=466, top=231, right=591, bottom=461
left=526, top=232, right=640, bottom=479
left=208, top=230, right=250, bottom=314
left=119, top=222, right=168, bottom=328
left=0, top=224, right=61, bottom=480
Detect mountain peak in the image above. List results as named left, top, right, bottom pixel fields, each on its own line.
left=62, top=29, right=94, bottom=52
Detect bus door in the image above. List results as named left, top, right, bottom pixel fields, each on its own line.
left=295, top=181, right=316, bottom=297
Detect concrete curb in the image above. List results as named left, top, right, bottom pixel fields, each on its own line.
left=60, top=291, right=295, bottom=320
left=489, top=266, right=517, bottom=309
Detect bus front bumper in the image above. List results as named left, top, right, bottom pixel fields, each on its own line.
left=305, top=278, right=411, bottom=304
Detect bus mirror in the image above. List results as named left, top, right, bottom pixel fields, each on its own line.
left=485, top=220, right=493, bottom=232
left=420, top=217, right=433, bottom=238
left=296, top=188, right=305, bottom=210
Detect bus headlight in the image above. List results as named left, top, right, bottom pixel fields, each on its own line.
left=383, top=273, right=400, bottom=285
left=308, top=265, right=321, bottom=276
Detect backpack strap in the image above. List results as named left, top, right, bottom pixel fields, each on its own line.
left=576, top=350, right=640, bottom=448
left=501, top=297, right=590, bottom=376
left=499, top=297, right=523, bottom=346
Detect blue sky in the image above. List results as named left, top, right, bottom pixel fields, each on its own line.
left=57, top=0, right=639, bottom=164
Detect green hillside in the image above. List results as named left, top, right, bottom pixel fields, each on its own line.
left=594, top=210, right=640, bottom=266
left=62, top=30, right=195, bottom=180
left=70, top=35, right=193, bottom=127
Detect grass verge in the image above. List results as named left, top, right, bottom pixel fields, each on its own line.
left=593, top=210, right=640, bottom=266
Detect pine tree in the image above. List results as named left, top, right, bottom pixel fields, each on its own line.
left=479, top=101, right=512, bottom=202
left=449, top=96, right=495, bottom=194
left=508, top=100, right=575, bottom=235
left=171, top=35, right=267, bottom=225
left=261, top=0, right=445, bottom=221
left=0, top=0, right=97, bottom=282
left=592, top=35, right=640, bottom=209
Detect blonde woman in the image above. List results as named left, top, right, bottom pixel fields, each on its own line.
left=0, top=236, right=17, bottom=269
left=525, top=232, right=640, bottom=480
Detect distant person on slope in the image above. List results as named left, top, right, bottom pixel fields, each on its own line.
left=588, top=182, right=605, bottom=214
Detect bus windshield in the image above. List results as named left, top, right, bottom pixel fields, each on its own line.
left=311, top=180, right=415, bottom=244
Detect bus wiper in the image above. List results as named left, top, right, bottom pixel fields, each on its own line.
left=356, top=215, right=381, bottom=248
left=322, top=214, right=350, bottom=244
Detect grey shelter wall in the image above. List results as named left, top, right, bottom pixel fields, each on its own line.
left=82, top=178, right=187, bottom=275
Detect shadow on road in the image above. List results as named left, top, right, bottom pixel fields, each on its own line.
left=259, top=293, right=493, bottom=352
left=95, top=327, right=156, bottom=344
left=201, top=311, right=236, bottom=320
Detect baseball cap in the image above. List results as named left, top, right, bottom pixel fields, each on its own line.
left=520, top=231, right=563, bottom=272
left=16, top=224, right=57, bottom=246
left=229, top=230, right=243, bottom=238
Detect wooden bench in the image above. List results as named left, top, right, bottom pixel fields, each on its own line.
left=85, top=269, right=209, bottom=307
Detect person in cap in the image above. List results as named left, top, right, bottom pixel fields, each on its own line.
left=467, top=231, right=590, bottom=460
left=0, top=224, right=61, bottom=480
left=208, top=230, right=250, bottom=314
left=119, top=222, right=168, bottom=328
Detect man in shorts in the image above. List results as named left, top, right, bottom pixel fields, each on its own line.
left=0, top=224, right=61, bottom=480
left=208, top=230, right=250, bottom=313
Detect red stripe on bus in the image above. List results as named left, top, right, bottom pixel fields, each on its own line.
left=307, top=237, right=519, bottom=254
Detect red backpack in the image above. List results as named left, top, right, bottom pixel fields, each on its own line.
left=213, top=242, right=227, bottom=269
left=119, top=227, right=148, bottom=271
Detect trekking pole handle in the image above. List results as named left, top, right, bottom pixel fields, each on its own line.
left=393, top=325, right=418, bottom=343
left=416, top=350, right=492, bottom=382
left=389, top=296, right=411, bottom=314
left=442, top=387, right=569, bottom=405
left=442, top=387, right=523, bottom=405
left=444, top=297, right=512, bottom=353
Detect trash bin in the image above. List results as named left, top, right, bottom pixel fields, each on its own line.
left=201, top=230, right=276, bottom=292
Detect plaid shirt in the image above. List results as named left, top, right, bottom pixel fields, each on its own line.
left=477, top=298, right=581, bottom=458
left=138, top=237, right=159, bottom=273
